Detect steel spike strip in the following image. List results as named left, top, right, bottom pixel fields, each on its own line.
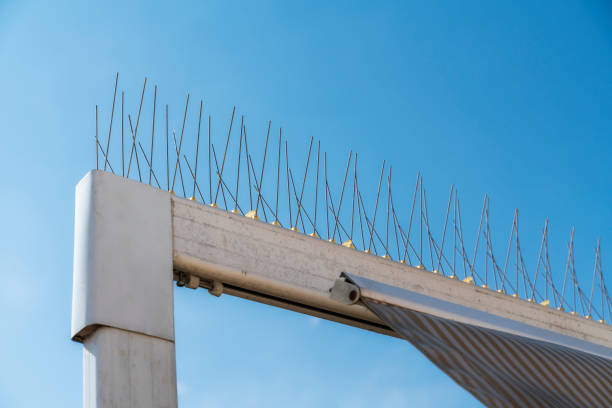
left=91, top=75, right=612, bottom=324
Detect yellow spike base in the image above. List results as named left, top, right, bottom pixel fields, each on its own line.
left=511, top=293, right=519, bottom=298
left=189, top=196, right=197, bottom=201
left=363, top=248, right=371, bottom=253
left=462, top=276, right=474, bottom=284
left=290, top=226, right=300, bottom=233
left=598, top=319, right=605, bottom=324
left=382, top=253, right=391, bottom=259
left=245, top=210, right=259, bottom=220
left=481, top=284, right=489, bottom=289
left=342, top=239, right=355, bottom=248
left=209, top=202, right=218, bottom=208
left=527, top=298, right=535, bottom=303
left=170, top=190, right=175, bottom=195
left=585, top=315, right=592, bottom=320
left=540, top=299, right=550, bottom=307
left=556, top=306, right=564, bottom=311
left=329, top=238, right=337, bottom=244
left=570, top=311, right=578, bottom=316
left=496, top=289, right=505, bottom=294
left=400, top=260, right=407, bottom=265
left=416, top=264, right=425, bottom=270
left=270, top=220, right=281, bottom=226
left=432, top=269, right=440, bottom=274
left=309, top=232, right=319, bottom=238
left=230, top=208, right=240, bottom=214
left=449, top=274, right=458, bottom=280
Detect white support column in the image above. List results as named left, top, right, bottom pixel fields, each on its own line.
left=83, top=328, right=177, bottom=408
left=72, top=171, right=177, bottom=408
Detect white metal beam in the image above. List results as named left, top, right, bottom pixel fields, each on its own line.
left=172, top=191, right=612, bottom=353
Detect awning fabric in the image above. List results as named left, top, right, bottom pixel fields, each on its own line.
left=353, top=285, right=612, bottom=407
left=363, top=299, right=612, bottom=407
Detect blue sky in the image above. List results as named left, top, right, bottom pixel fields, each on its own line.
left=1, top=1, right=611, bottom=407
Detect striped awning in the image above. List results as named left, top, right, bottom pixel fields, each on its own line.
left=345, top=275, right=612, bottom=407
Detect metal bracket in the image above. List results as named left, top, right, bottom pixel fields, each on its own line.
left=329, top=276, right=361, bottom=305
left=208, top=280, right=224, bottom=297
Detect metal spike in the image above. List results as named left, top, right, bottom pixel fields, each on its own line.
left=122, top=92, right=125, bottom=177
left=243, top=120, right=254, bottom=211
left=95, top=105, right=99, bottom=170
left=165, top=105, right=169, bottom=190
left=127, top=78, right=147, bottom=179
left=211, top=144, right=229, bottom=210
left=234, top=117, right=244, bottom=212
left=171, top=131, right=186, bottom=197
left=294, top=136, right=314, bottom=230
left=272, top=128, right=282, bottom=226
left=149, top=85, right=157, bottom=185
left=331, top=151, right=353, bottom=242
left=285, top=141, right=292, bottom=228
left=255, top=121, right=271, bottom=215
left=367, top=161, right=386, bottom=253
left=214, top=106, right=235, bottom=204
left=311, top=140, right=320, bottom=238
left=104, top=73, right=118, bottom=173
left=128, top=115, right=142, bottom=182
left=191, top=100, right=203, bottom=201
left=208, top=115, right=212, bottom=202
left=138, top=142, right=161, bottom=188
left=183, top=155, right=206, bottom=203
left=171, top=94, right=189, bottom=193
left=401, top=173, right=419, bottom=263
left=436, top=185, right=454, bottom=275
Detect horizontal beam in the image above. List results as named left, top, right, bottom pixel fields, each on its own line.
left=171, top=196, right=612, bottom=354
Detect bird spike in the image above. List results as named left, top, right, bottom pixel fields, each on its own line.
left=92, top=77, right=610, bottom=324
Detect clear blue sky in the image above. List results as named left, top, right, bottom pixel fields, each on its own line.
left=1, top=1, right=611, bottom=407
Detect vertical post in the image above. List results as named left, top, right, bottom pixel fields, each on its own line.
left=83, top=328, right=177, bottom=407
left=72, top=171, right=177, bottom=408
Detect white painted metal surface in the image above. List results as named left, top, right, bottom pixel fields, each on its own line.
left=72, top=171, right=177, bottom=408
left=72, top=171, right=174, bottom=342
left=83, top=327, right=177, bottom=408
left=172, top=195, right=612, bottom=352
